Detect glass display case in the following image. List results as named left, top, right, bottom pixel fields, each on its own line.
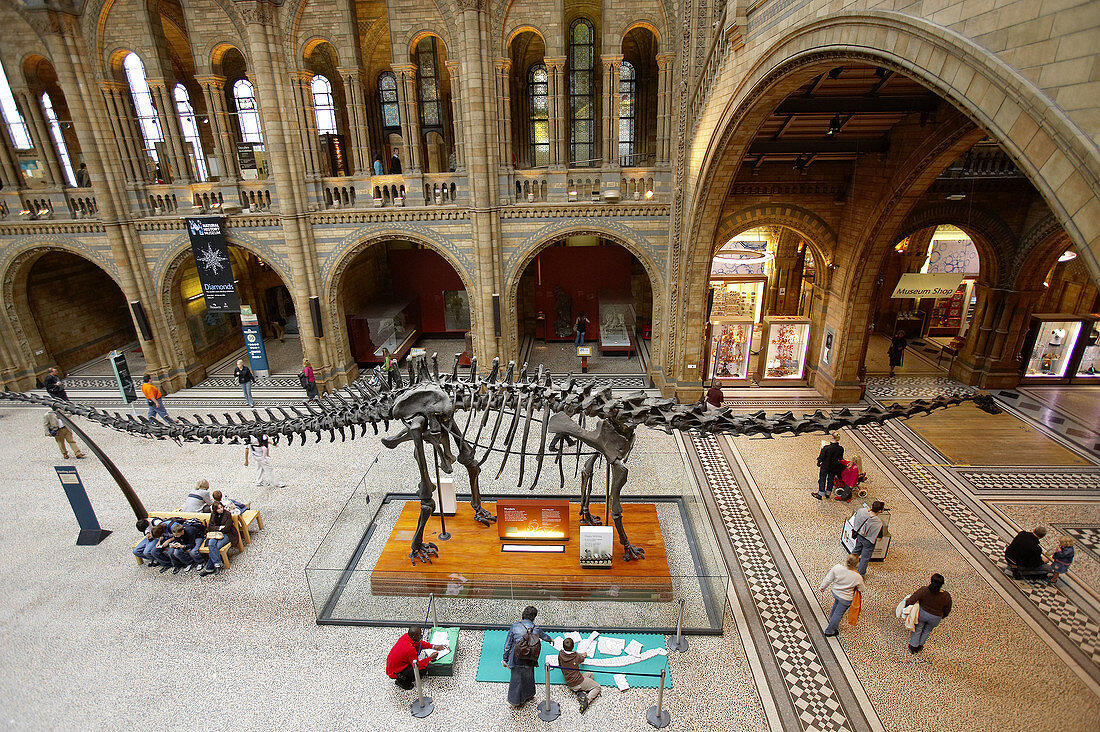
left=347, top=298, right=419, bottom=364
left=1021, top=314, right=1083, bottom=381
left=927, top=279, right=975, bottom=336
left=709, top=278, right=764, bottom=322
left=708, top=317, right=754, bottom=383
left=1072, top=316, right=1100, bottom=381
left=760, top=316, right=811, bottom=382
left=598, top=293, right=636, bottom=356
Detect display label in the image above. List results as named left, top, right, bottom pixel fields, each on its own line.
left=577, top=346, right=592, bottom=357
left=497, top=499, right=570, bottom=541
left=108, top=350, right=137, bottom=403
left=579, top=525, right=614, bottom=567
left=890, top=273, right=965, bottom=299
left=240, top=306, right=269, bottom=375
left=185, top=217, right=240, bottom=313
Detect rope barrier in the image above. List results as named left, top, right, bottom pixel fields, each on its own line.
left=542, top=664, right=666, bottom=678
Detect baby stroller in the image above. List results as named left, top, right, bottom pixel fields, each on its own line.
left=832, top=457, right=867, bottom=502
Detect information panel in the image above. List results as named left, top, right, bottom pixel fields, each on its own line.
left=185, top=217, right=240, bottom=313
left=496, top=499, right=570, bottom=541
left=240, top=306, right=269, bottom=376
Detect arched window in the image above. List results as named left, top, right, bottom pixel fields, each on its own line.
left=123, top=53, right=164, bottom=167
left=415, top=37, right=442, bottom=130
left=0, top=59, right=31, bottom=150
left=618, top=61, right=635, bottom=166
left=174, top=84, right=208, bottom=181
left=311, top=74, right=338, bottom=135
left=40, top=92, right=77, bottom=187
left=528, top=64, right=549, bottom=168
left=378, top=71, right=400, bottom=129
left=568, top=19, right=595, bottom=167
left=231, top=79, right=264, bottom=144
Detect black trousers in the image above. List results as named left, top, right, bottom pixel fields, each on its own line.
left=394, top=663, right=416, bottom=689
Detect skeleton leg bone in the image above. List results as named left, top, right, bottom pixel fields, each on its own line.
left=608, top=459, right=643, bottom=561
left=578, top=453, right=602, bottom=525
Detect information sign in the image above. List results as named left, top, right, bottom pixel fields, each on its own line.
left=184, top=217, right=240, bottom=313
left=496, top=498, right=570, bottom=541
left=107, top=350, right=136, bottom=403
left=239, top=305, right=269, bottom=376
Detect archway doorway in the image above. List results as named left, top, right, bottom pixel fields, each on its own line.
left=515, top=237, right=653, bottom=374
left=337, top=241, right=470, bottom=372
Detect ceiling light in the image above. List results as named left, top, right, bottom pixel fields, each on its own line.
left=793, top=154, right=808, bottom=171
left=645, top=190, right=653, bottom=199
left=827, top=114, right=842, bottom=137
left=1058, top=250, right=1077, bottom=263
left=712, top=249, right=776, bottom=266
left=945, top=193, right=965, bottom=201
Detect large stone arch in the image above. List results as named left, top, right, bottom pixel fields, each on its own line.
left=1012, top=214, right=1074, bottom=292
left=710, top=203, right=835, bottom=279
left=895, top=203, right=1015, bottom=287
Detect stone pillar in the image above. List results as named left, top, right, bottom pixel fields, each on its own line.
left=99, top=82, right=148, bottom=182
left=147, top=79, right=192, bottom=182
left=291, top=71, right=322, bottom=178
left=196, top=75, right=237, bottom=182
left=16, top=88, right=65, bottom=186
left=393, top=64, right=422, bottom=174
left=655, top=53, right=674, bottom=166
left=445, top=61, right=465, bottom=172
left=772, top=230, right=802, bottom=315
left=600, top=56, right=621, bottom=170
left=494, top=59, right=511, bottom=172
left=339, top=68, right=372, bottom=176
left=0, top=123, right=20, bottom=189
left=545, top=58, right=566, bottom=169
left=950, top=286, right=1043, bottom=389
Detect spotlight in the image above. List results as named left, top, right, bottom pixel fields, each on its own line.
left=645, top=189, right=654, bottom=199
left=827, top=67, right=843, bottom=80
left=792, top=154, right=808, bottom=171
left=827, top=114, right=842, bottom=137
left=945, top=193, right=965, bottom=201
left=1058, top=250, right=1077, bottom=263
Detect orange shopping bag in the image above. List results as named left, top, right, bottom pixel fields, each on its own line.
left=848, top=589, right=862, bottom=625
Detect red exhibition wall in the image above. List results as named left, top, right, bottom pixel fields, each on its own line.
left=531, top=246, right=633, bottom=340
left=388, top=247, right=465, bottom=334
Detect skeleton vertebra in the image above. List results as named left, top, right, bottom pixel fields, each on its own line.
left=0, top=353, right=1000, bottom=563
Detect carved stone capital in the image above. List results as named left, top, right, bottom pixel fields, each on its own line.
left=544, top=58, right=566, bottom=72
left=194, top=75, right=227, bottom=90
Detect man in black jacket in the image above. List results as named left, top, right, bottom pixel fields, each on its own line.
left=1005, top=525, right=1051, bottom=579
left=813, top=433, right=845, bottom=499
left=44, top=367, right=68, bottom=401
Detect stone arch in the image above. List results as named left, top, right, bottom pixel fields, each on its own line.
left=711, top=204, right=835, bottom=276
left=507, top=25, right=548, bottom=50
left=405, top=29, right=453, bottom=58
left=618, top=20, right=662, bottom=47
left=895, top=203, right=1014, bottom=287
left=1012, top=214, right=1073, bottom=292
left=301, top=36, right=339, bottom=66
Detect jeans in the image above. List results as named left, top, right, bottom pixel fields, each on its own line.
left=909, top=608, right=942, bottom=647
left=825, top=592, right=853, bottom=634
left=144, top=543, right=169, bottom=566
left=241, top=381, right=254, bottom=406
left=574, top=330, right=585, bottom=347
left=133, top=537, right=153, bottom=558
left=817, top=469, right=832, bottom=496
left=854, top=535, right=876, bottom=576
left=169, top=546, right=201, bottom=567
left=147, top=401, right=169, bottom=420
left=205, top=536, right=231, bottom=569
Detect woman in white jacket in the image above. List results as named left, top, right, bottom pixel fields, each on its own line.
left=819, top=554, right=865, bottom=637
left=247, top=434, right=285, bottom=488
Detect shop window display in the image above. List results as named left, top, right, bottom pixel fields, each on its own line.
left=761, top=316, right=810, bottom=381
left=709, top=318, right=753, bottom=382
left=1023, top=317, right=1082, bottom=378
left=1076, top=324, right=1100, bottom=378
left=709, top=279, right=763, bottom=322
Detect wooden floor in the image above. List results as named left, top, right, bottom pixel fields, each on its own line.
left=901, top=402, right=1090, bottom=466
left=1021, top=386, right=1100, bottom=427
left=370, top=501, right=674, bottom=601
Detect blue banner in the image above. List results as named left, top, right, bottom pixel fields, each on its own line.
left=241, top=308, right=269, bottom=375
left=55, top=465, right=112, bottom=545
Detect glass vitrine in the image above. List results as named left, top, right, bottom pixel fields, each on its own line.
left=760, top=316, right=811, bottom=382
left=708, top=317, right=754, bottom=384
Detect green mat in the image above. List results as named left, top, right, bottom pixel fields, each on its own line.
left=476, top=631, right=672, bottom=689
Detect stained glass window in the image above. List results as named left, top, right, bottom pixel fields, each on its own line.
left=311, top=74, right=338, bottom=135
left=0, top=58, right=32, bottom=150
left=123, top=53, right=164, bottom=165
left=231, top=79, right=264, bottom=144
left=528, top=64, right=549, bottom=168
left=378, top=72, right=400, bottom=129
left=416, top=37, right=443, bottom=131
left=618, top=61, right=635, bottom=166
left=569, top=18, right=595, bottom=166
left=41, top=91, right=77, bottom=186
left=174, top=84, right=209, bottom=181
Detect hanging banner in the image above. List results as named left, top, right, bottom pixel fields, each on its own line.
left=240, top=306, right=270, bottom=377
left=107, top=350, right=136, bottom=403
left=890, top=273, right=965, bottom=299
left=185, top=217, right=240, bottom=313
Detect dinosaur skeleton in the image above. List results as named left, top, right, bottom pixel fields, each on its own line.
left=0, top=353, right=1000, bottom=563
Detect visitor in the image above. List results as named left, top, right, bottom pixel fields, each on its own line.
left=1049, top=536, right=1075, bottom=585
left=272, top=314, right=287, bottom=342
left=887, top=330, right=908, bottom=377
left=152, top=521, right=177, bottom=573
left=705, top=379, right=724, bottom=410
left=300, top=359, right=319, bottom=400
left=212, top=489, right=249, bottom=516
left=165, top=523, right=202, bottom=573
left=818, top=553, right=864, bottom=637
left=140, top=523, right=169, bottom=568
left=381, top=348, right=402, bottom=389
left=246, top=434, right=285, bottom=488
left=141, top=374, right=169, bottom=420
left=132, top=519, right=154, bottom=563
left=851, top=501, right=885, bottom=576
left=390, top=151, right=402, bottom=174
left=373, top=158, right=384, bottom=176
left=502, top=605, right=552, bottom=707
left=573, top=312, right=589, bottom=347
left=386, top=626, right=445, bottom=690
left=43, top=367, right=69, bottom=401
left=199, top=501, right=238, bottom=576
left=181, top=479, right=214, bottom=512
left=234, top=359, right=255, bottom=407
left=813, top=433, right=844, bottom=500
left=44, top=409, right=85, bottom=459
left=557, top=637, right=600, bottom=713
left=902, top=573, right=952, bottom=653
left=833, top=456, right=863, bottom=501
left=1005, top=525, right=1051, bottom=580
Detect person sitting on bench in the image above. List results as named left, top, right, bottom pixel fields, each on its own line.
left=167, top=522, right=204, bottom=572
left=181, top=480, right=213, bottom=513
left=557, top=637, right=601, bottom=713
left=211, top=489, right=249, bottom=516
left=385, top=626, right=445, bottom=690
left=1005, top=525, right=1052, bottom=579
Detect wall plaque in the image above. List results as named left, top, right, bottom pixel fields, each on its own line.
left=496, top=499, right=570, bottom=541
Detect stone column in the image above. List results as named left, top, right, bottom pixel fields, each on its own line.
left=655, top=53, right=674, bottom=166
left=393, top=63, right=422, bottom=174
left=291, top=71, right=322, bottom=178
left=494, top=59, right=512, bottom=172
left=545, top=58, right=566, bottom=169
left=99, top=82, right=148, bottom=182
left=0, top=123, right=20, bottom=189
left=196, top=75, right=237, bottom=182
left=147, top=79, right=192, bottom=182
left=600, top=56, right=621, bottom=170
left=16, top=88, right=65, bottom=186
left=445, top=60, right=465, bottom=172
left=339, top=68, right=372, bottom=176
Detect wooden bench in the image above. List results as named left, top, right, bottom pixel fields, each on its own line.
left=132, top=508, right=263, bottom=569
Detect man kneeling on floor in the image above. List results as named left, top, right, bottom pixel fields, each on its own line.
left=557, top=638, right=601, bottom=713
left=385, top=626, right=446, bottom=690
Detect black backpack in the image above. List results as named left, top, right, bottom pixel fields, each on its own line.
left=298, top=372, right=309, bottom=389
left=514, top=623, right=541, bottom=662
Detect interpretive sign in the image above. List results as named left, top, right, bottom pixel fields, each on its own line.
left=240, top=305, right=269, bottom=376
left=497, top=498, right=570, bottom=540
left=890, top=273, right=965, bottom=299
left=55, top=466, right=112, bottom=545
left=579, top=525, right=614, bottom=568
left=107, top=350, right=136, bottom=403
left=185, top=217, right=240, bottom=313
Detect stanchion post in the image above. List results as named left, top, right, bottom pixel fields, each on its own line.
left=667, top=598, right=689, bottom=652
left=537, top=661, right=561, bottom=721
left=646, top=668, right=670, bottom=728
left=429, top=593, right=438, bottom=629
left=410, top=658, right=434, bottom=718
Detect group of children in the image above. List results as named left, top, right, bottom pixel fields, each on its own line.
left=132, top=481, right=250, bottom=577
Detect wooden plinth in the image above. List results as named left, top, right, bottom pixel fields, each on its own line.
left=370, top=501, right=673, bottom=602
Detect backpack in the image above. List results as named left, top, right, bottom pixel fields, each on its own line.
left=298, top=372, right=309, bottom=389
left=514, top=622, right=541, bottom=663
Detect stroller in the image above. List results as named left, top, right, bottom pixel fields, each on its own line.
left=832, top=457, right=867, bottom=501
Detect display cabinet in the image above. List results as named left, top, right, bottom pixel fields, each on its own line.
left=707, top=317, right=754, bottom=384
left=927, top=279, right=975, bottom=336
left=760, top=316, right=811, bottom=383
left=1020, top=314, right=1084, bottom=383
left=347, top=298, right=419, bottom=364
left=709, top=278, right=764, bottom=322
left=1071, top=316, right=1100, bottom=382
left=598, top=293, right=636, bottom=357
